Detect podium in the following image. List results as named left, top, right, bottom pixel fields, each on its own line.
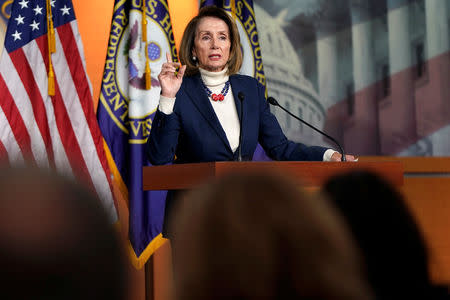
left=142, top=160, right=403, bottom=300
left=142, top=161, right=403, bottom=191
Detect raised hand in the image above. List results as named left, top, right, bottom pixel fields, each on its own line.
left=158, top=52, right=186, bottom=98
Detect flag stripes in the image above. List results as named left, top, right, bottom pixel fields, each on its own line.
left=0, top=61, right=41, bottom=166
left=0, top=1, right=117, bottom=221
left=52, top=23, right=115, bottom=213
left=8, top=47, right=55, bottom=166
left=58, top=22, right=113, bottom=191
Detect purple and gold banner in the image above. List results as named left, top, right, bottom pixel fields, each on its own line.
left=97, top=0, right=177, bottom=269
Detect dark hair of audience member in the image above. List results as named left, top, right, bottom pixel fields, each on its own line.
left=170, top=172, right=374, bottom=300
left=0, top=166, right=127, bottom=300
left=322, top=170, right=449, bottom=299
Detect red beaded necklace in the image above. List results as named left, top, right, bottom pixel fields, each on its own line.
left=201, top=80, right=231, bottom=101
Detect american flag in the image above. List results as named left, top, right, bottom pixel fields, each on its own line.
left=0, top=0, right=118, bottom=222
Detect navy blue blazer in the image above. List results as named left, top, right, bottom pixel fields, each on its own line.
left=146, top=73, right=327, bottom=165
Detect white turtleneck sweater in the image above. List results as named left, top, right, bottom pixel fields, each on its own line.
left=157, top=67, right=335, bottom=161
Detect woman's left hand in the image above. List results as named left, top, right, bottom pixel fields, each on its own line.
left=330, top=152, right=358, bottom=162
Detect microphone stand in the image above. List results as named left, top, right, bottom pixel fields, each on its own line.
left=237, top=92, right=245, bottom=162
left=267, top=97, right=346, bottom=162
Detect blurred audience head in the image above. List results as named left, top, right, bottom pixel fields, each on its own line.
left=171, top=172, right=373, bottom=300
left=0, top=166, right=127, bottom=300
left=322, top=170, right=440, bottom=299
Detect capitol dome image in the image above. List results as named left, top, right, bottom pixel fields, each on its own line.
left=254, top=4, right=330, bottom=147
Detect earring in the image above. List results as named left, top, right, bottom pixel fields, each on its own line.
left=192, top=56, right=197, bottom=62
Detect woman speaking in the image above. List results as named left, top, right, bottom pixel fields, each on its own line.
left=146, top=6, right=355, bottom=236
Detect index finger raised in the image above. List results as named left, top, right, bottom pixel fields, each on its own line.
left=166, top=52, right=173, bottom=63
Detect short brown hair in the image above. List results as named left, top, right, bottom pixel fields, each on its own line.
left=0, top=166, right=127, bottom=300
left=171, top=172, right=374, bottom=300
left=179, top=6, right=243, bottom=76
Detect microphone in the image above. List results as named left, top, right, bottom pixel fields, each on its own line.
left=267, top=96, right=346, bottom=162
left=237, top=92, right=245, bottom=162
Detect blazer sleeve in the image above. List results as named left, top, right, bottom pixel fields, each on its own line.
left=146, top=106, right=181, bottom=165
left=255, top=81, right=328, bottom=161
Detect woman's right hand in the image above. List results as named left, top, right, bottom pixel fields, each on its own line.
left=158, top=53, right=186, bottom=98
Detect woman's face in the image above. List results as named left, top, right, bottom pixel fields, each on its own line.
left=192, top=16, right=231, bottom=72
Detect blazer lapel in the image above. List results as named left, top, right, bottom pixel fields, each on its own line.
left=183, top=75, right=232, bottom=151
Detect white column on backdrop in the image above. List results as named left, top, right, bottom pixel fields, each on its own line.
left=351, top=1, right=376, bottom=91
left=317, top=26, right=339, bottom=109
left=388, top=0, right=412, bottom=74
left=425, top=0, right=449, bottom=59
left=383, top=0, right=417, bottom=154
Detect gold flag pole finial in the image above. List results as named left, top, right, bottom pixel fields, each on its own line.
left=142, top=0, right=151, bottom=90
left=46, top=0, right=55, bottom=96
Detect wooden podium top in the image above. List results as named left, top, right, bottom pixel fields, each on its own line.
left=142, top=161, right=403, bottom=191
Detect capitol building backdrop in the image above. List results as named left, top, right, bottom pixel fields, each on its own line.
left=255, top=0, right=449, bottom=156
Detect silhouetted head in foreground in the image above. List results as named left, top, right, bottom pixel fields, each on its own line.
left=322, top=170, right=441, bottom=299
left=0, top=166, right=126, bottom=300
left=171, top=172, right=374, bottom=300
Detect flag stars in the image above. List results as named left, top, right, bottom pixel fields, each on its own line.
left=18, top=0, right=28, bottom=9
left=30, top=20, right=40, bottom=31
left=50, top=0, right=56, bottom=7
left=60, top=5, right=71, bottom=16
left=12, top=30, right=22, bottom=41
left=15, top=14, right=25, bottom=25
left=33, top=5, right=43, bottom=15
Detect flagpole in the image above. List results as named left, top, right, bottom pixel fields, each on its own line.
left=46, top=0, right=56, bottom=96
left=142, top=0, right=151, bottom=90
